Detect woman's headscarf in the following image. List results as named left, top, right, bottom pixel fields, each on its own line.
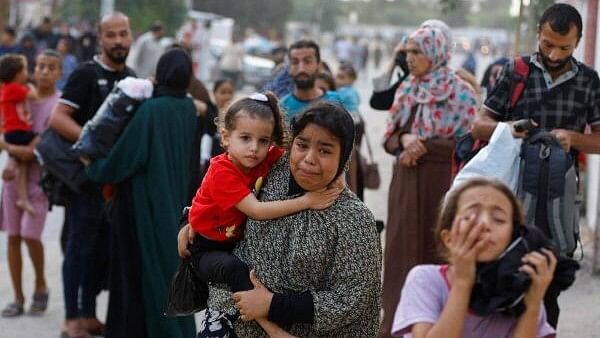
left=420, top=19, right=453, bottom=63
left=154, top=48, right=193, bottom=98
left=385, top=26, right=477, bottom=139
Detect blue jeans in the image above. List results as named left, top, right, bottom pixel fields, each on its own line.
left=62, top=186, right=107, bottom=319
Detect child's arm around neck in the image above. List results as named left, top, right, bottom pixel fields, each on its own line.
left=235, top=175, right=345, bottom=221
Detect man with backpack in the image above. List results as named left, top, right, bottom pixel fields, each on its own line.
left=471, top=3, right=600, bottom=328
left=48, top=12, right=135, bottom=338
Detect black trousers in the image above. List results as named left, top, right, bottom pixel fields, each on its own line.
left=191, top=249, right=252, bottom=292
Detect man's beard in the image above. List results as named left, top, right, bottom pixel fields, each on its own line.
left=104, top=45, right=129, bottom=64
left=538, top=47, right=570, bottom=72
left=293, top=73, right=316, bottom=90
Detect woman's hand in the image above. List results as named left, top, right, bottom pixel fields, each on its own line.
left=447, top=212, right=489, bottom=288
left=232, top=270, right=273, bottom=321
left=401, top=133, right=428, bottom=159
left=520, top=248, right=557, bottom=307
left=177, top=223, right=195, bottom=257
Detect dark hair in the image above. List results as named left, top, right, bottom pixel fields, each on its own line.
left=288, top=39, right=320, bottom=62
left=0, top=54, right=25, bottom=83
left=3, top=26, right=16, bottom=37
left=38, top=49, right=63, bottom=66
left=221, top=91, right=289, bottom=147
left=291, top=101, right=355, bottom=179
left=435, top=178, right=524, bottom=259
left=150, top=21, right=163, bottom=32
left=338, top=63, right=357, bottom=80
left=316, top=72, right=336, bottom=91
left=538, top=3, right=582, bottom=41
left=213, top=78, right=234, bottom=93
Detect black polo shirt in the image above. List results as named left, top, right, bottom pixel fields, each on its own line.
left=484, top=53, right=600, bottom=133
left=59, top=56, right=135, bottom=126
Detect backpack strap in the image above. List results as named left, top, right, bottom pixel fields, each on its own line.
left=510, top=56, right=530, bottom=109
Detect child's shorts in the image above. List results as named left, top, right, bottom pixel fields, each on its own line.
left=4, top=130, right=36, bottom=146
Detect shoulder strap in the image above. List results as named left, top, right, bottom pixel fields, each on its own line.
left=510, top=56, right=530, bottom=109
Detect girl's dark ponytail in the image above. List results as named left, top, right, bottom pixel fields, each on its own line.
left=264, top=91, right=289, bottom=147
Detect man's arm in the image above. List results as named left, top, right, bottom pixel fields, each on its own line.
left=471, top=108, right=499, bottom=141
left=48, top=103, right=82, bottom=142
left=553, top=124, right=600, bottom=154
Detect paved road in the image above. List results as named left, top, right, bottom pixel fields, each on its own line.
left=1, top=53, right=600, bottom=337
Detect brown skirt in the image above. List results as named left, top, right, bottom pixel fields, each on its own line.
left=379, top=138, right=455, bottom=338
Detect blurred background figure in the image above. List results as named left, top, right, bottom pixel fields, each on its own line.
left=55, top=37, right=77, bottom=90
left=218, top=32, right=244, bottom=89
left=127, top=21, right=165, bottom=79
left=0, top=27, right=19, bottom=56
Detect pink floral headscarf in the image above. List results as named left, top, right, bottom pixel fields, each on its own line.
left=386, top=26, right=476, bottom=139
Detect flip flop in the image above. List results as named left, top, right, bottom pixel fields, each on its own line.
left=1, top=302, right=24, bottom=317
left=29, top=291, right=49, bottom=315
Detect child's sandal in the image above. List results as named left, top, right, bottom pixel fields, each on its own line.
left=1, top=302, right=24, bottom=317
left=28, top=291, right=49, bottom=315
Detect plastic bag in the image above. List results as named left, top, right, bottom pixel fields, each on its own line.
left=451, top=122, right=522, bottom=192
left=165, top=257, right=209, bottom=317
left=73, top=77, right=153, bottom=159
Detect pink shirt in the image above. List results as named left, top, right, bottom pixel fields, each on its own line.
left=0, top=91, right=60, bottom=238
left=392, top=265, right=556, bottom=338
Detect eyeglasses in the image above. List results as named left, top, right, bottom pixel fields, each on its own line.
left=249, top=92, right=268, bottom=102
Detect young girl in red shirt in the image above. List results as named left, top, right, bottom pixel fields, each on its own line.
left=185, top=92, right=343, bottom=337
left=0, top=54, right=38, bottom=214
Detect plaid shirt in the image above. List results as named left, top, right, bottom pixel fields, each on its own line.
left=483, top=53, right=600, bottom=132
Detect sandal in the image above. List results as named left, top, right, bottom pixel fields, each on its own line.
left=29, top=291, right=49, bottom=315
left=1, top=302, right=24, bottom=317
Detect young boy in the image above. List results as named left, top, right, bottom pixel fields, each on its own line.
left=1, top=50, right=62, bottom=317
left=335, top=63, right=361, bottom=114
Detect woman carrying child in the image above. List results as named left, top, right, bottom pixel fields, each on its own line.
left=185, top=91, right=342, bottom=337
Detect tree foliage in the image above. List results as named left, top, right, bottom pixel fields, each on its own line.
left=193, top=0, right=293, bottom=33
left=57, top=0, right=187, bottom=35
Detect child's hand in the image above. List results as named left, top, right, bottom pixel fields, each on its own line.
left=27, top=84, right=39, bottom=100
left=328, top=175, right=346, bottom=191
left=304, top=185, right=343, bottom=210
left=177, top=224, right=195, bottom=257
left=520, top=248, right=557, bottom=307
left=447, top=212, right=489, bottom=288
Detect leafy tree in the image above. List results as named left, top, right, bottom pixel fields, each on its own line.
left=193, top=0, right=293, bottom=33
left=57, top=0, right=187, bottom=35
left=116, top=0, right=187, bottom=35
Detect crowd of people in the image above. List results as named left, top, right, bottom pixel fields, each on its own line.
left=0, top=2, right=597, bottom=338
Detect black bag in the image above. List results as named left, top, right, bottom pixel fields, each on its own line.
left=72, top=85, right=146, bottom=160
left=39, top=168, right=70, bottom=207
left=165, top=256, right=209, bottom=317
left=35, top=128, right=87, bottom=194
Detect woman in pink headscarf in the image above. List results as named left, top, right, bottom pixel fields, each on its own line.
left=379, top=25, right=478, bottom=338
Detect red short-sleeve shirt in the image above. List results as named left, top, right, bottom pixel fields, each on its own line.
left=189, top=146, right=284, bottom=242
left=0, top=82, right=31, bottom=133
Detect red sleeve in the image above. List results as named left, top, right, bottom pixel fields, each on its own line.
left=4, top=83, right=28, bottom=101
left=207, top=160, right=253, bottom=210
